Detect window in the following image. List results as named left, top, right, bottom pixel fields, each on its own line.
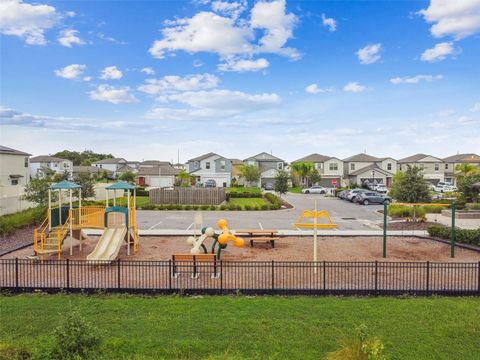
left=11, top=179, right=19, bottom=185
left=277, top=162, right=283, bottom=170
left=350, top=163, right=355, bottom=171
left=399, top=164, right=403, bottom=171
left=387, top=163, right=392, bottom=171
left=24, top=157, right=28, bottom=167
left=206, top=162, right=211, bottom=169
left=329, top=163, right=338, bottom=171
left=435, top=163, right=439, bottom=171
left=194, top=161, right=199, bottom=168
left=316, top=163, right=323, bottom=170
left=220, top=160, right=225, bottom=170
left=445, top=164, right=448, bottom=169
left=64, top=162, right=69, bottom=168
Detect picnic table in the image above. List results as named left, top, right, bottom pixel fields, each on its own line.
left=234, top=229, right=279, bottom=248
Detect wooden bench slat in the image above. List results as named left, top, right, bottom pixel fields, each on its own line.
left=250, top=237, right=280, bottom=241
left=173, top=254, right=216, bottom=262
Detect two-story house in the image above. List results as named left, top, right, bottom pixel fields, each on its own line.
left=442, top=153, right=480, bottom=184
left=92, top=158, right=128, bottom=178
left=243, top=152, right=286, bottom=187
left=291, top=154, right=345, bottom=187
left=30, top=155, right=73, bottom=179
left=186, top=152, right=232, bottom=187
left=343, top=153, right=396, bottom=187
left=137, top=164, right=179, bottom=188
left=397, top=154, right=445, bottom=185
left=0, top=145, right=30, bottom=187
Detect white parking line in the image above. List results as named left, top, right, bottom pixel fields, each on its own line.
left=186, top=222, right=194, bottom=231
left=148, top=221, right=163, bottom=230
left=258, top=222, right=263, bottom=230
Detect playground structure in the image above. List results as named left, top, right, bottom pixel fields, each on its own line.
left=294, top=209, right=337, bottom=229
left=34, top=181, right=139, bottom=260
left=186, top=219, right=244, bottom=259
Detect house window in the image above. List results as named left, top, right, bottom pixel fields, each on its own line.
left=277, top=162, right=283, bottom=170
left=194, top=161, right=199, bottom=168
left=435, top=163, right=439, bottom=171
left=329, top=163, right=338, bottom=171
left=350, top=163, right=355, bottom=171
left=11, top=179, right=19, bottom=185
left=64, top=163, right=69, bottom=168
left=206, top=162, right=211, bottom=169
left=387, top=163, right=392, bottom=171
left=445, top=164, right=448, bottom=169
left=399, top=164, right=403, bottom=171
left=220, top=161, right=225, bottom=170
left=316, top=163, right=323, bottom=170
left=24, top=157, right=28, bottom=167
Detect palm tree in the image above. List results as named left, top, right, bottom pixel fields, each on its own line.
left=291, top=161, right=314, bottom=187
left=455, top=163, right=478, bottom=177
left=176, top=169, right=191, bottom=187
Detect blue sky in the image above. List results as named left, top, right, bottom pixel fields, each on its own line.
left=1, top=0, right=479, bottom=162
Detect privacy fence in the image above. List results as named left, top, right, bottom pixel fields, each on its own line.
left=149, top=188, right=226, bottom=205
left=1, top=259, right=479, bottom=296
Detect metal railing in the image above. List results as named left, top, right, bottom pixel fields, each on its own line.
left=71, top=206, right=105, bottom=229
left=1, top=259, right=479, bottom=296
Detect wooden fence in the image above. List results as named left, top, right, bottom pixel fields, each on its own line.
left=149, top=188, right=226, bottom=205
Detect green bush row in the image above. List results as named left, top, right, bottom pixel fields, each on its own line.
left=0, top=206, right=47, bottom=237
left=136, top=190, right=149, bottom=197
left=264, top=193, right=282, bottom=208
left=427, top=225, right=480, bottom=246
left=466, top=203, right=480, bottom=210
left=388, top=204, right=448, bottom=218
left=226, top=192, right=263, bottom=199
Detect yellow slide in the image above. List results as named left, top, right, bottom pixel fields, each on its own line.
left=86, top=226, right=127, bottom=262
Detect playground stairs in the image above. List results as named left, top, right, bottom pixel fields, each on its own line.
left=34, top=218, right=70, bottom=259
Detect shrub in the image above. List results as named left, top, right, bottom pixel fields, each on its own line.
left=136, top=190, right=149, bottom=197
left=227, top=204, right=237, bottom=211
left=219, top=205, right=228, bottom=210
left=0, top=343, right=32, bottom=360
left=244, top=205, right=252, bottom=211
left=166, top=204, right=176, bottom=210
left=201, top=205, right=210, bottom=210
left=227, top=192, right=262, bottom=199
left=466, top=203, right=480, bottom=210
left=140, top=204, right=156, bottom=210
left=264, top=193, right=282, bottom=207
left=252, top=206, right=260, bottom=211
left=427, top=225, right=480, bottom=246
left=183, top=205, right=192, bottom=210
left=0, top=206, right=46, bottom=237
left=209, top=205, right=217, bottom=211
left=261, top=204, right=269, bottom=210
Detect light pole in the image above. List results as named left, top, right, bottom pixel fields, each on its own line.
left=372, top=170, right=376, bottom=189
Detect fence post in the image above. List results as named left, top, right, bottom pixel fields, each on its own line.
left=478, top=261, right=480, bottom=295
left=426, top=261, right=430, bottom=295
left=66, top=259, right=70, bottom=290
left=15, top=258, right=19, bottom=289
left=383, top=203, right=387, bottom=258
left=323, top=261, right=326, bottom=291
left=168, top=259, right=172, bottom=291
left=271, top=260, right=275, bottom=291
left=374, top=261, right=378, bottom=292
left=450, top=202, right=456, bottom=258
left=117, top=259, right=121, bottom=290
left=220, top=261, right=223, bottom=292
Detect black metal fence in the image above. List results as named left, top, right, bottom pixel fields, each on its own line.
left=1, top=259, right=479, bottom=296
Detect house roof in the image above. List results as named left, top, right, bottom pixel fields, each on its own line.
left=349, top=163, right=393, bottom=176
left=0, top=145, right=31, bottom=156
left=73, top=166, right=113, bottom=174
left=343, top=153, right=380, bottom=162
left=30, top=155, right=69, bottom=163
left=244, top=152, right=284, bottom=162
left=137, top=165, right=179, bottom=176
left=92, top=157, right=126, bottom=164
left=292, top=153, right=334, bottom=163
left=398, top=153, right=442, bottom=163
left=229, top=158, right=244, bottom=165
left=140, top=160, right=171, bottom=166
left=116, top=164, right=135, bottom=173
left=187, top=152, right=219, bottom=162
left=442, top=153, right=480, bottom=163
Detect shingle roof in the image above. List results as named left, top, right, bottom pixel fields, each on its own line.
left=0, top=145, right=31, bottom=156
left=398, top=153, right=442, bottom=163
left=349, top=163, right=393, bottom=176
left=73, top=166, right=113, bottom=174
left=292, top=153, right=334, bottom=163
left=140, top=160, right=171, bottom=166
left=244, top=152, right=284, bottom=162
left=30, top=155, right=69, bottom=163
left=116, top=164, right=135, bottom=173
left=92, top=157, right=126, bottom=164
left=187, top=152, right=219, bottom=162
left=343, top=153, right=380, bottom=162
left=442, top=153, right=480, bottom=163
left=137, top=165, right=179, bottom=176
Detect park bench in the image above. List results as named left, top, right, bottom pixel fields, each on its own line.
left=171, top=253, right=218, bottom=278
left=234, top=229, right=280, bottom=248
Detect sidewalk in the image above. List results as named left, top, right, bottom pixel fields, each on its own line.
left=426, top=214, right=480, bottom=230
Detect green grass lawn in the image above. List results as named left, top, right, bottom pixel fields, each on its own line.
left=226, top=186, right=262, bottom=194
left=0, top=295, right=479, bottom=359
left=289, top=186, right=302, bottom=193
left=228, top=197, right=268, bottom=207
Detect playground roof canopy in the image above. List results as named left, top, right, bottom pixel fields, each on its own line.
left=105, top=181, right=137, bottom=190
left=50, top=180, right=81, bottom=190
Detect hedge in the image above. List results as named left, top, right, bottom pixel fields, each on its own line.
left=427, top=225, right=480, bottom=246
left=226, top=192, right=263, bottom=199
left=0, top=207, right=47, bottom=237
left=388, top=204, right=448, bottom=218
left=264, top=193, right=282, bottom=210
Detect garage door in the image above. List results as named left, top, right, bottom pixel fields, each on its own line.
left=204, top=176, right=230, bottom=187
left=319, top=178, right=341, bottom=188
left=150, top=176, right=174, bottom=188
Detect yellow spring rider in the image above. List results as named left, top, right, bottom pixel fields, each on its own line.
left=211, top=219, right=244, bottom=259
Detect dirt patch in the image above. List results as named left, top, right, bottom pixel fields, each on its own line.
left=0, top=226, right=35, bottom=256
left=385, top=221, right=444, bottom=231
left=4, top=235, right=480, bottom=262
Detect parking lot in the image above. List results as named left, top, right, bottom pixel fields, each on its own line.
left=137, top=193, right=384, bottom=231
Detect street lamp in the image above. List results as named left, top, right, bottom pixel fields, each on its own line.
left=372, top=170, right=376, bottom=188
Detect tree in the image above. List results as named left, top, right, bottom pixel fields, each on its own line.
left=176, top=169, right=191, bottom=187
left=240, top=165, right=261, bottom=187
left=74, top=172, right=96, bottom=199
left=23, top=177, right=52, bottom=206
left=291, top=161, right=314, bottom=187
left=119, top=171, right=136, bottom=183
left=52, top=170, right=69, bottom=183
left=389, top=165, right=430, bottom=203
left=457, top=172, right=480, bottom=203
left=307, top=169, right=322, bottom=187
left=274, top=170, right=289, bottom=197
left=53, top=150, right=114, bottom=166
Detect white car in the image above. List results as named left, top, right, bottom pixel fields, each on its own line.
left=302, top=185, right=327, bottom=194
left=373, top=184, right=387, bottom=193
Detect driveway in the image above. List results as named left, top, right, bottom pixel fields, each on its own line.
left=136, top=193, right=385, bottom=231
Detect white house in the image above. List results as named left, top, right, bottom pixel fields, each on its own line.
left=0, top=145, right=30, bottom=187
left=186, top=152, right=232, bottom=187
left=92, top=158, right=127, bottom=178
left=397, top=154, right=446, bottom=185
left=30, top=155, right=73, bottom=179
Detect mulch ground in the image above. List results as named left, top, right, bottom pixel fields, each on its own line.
left=0, top=226, right=35, bottom=257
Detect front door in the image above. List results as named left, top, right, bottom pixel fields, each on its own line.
left=386, top=177, right=391, bottom=188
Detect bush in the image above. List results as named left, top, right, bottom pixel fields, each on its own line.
left=219, top=205, right=228, bottom=210
left=388, top=204, right=443, bottom=219
left=252, top=206, right=260, bottom=211
left=136, top=190, right=149, bottom=197
left=140, top=204, right=156, bottom=210
left=427, top=225, right=480, bottom=246
left=244, top=205, right=252, bottom=211
left=261, top=204, right=269, bottom=210
left=0, top=207, right=46, bottom=237
left=166, top=204, right=176, bottom=210
left=265, top=193, right=282, bottom=207
left=0, top=343, right=32, bottom=360
left=466, top=203, right=480, bottom=210
left=209, top=205, right=218, bottom=211
left=183, top=205, right=192, bottom=210
left=226, top=192, right=262, bottom=199
left=201, top=205, right=210, bottom=210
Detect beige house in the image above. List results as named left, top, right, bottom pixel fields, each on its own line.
left=30, top=155, right=73, bottom=179
left=291, top=154, right=344, bottom=187
left=397, top=154, right=445, bottom=185
left=442, top=153, right=480, bottom=184
left=343, top=153, right=396, bottom=188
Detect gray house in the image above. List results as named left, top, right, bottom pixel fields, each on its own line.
left=186, top=152, right=232, bottom=187
left=243, top=152, right=286, bottom=187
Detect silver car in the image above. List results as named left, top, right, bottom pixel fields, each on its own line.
left=302, top=185, right=327, bottom=194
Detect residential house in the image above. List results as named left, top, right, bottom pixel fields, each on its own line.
left=126, top=161, right=140, bottom=171
left=343, top=153, right=396, bottom=187
left=229, top=159, right=244, bottom=186
left=243, top=152, right=286, bottom=187
left=92, top=158, right=127, bottom=178
left=137, top=164, right=179, bottom=187
left=30, top=155, right=73, bottom=179
left=291, top=153, right=344, bottom=187
left=0, top=145, right=30, bottom=187
left=140, top=160, right=171, bottom=167
left=186, top=152, right=232, bottom=187
left=397, top=154, right=445, bottom=185
left=72, top=166, right=113, bottom=178
left=442, top=153, right=480, bottom=184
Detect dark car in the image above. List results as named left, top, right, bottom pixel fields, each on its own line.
left=204, top=179, right=217, bottom=188
left=357, top=191, right=391, bottom=205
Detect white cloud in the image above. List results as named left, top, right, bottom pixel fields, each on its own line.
left=469, top=102, right=480, bottom=112
left=193, top=59, right=204, bottom=67
left=390, top=74, right=443, bottom=84
left=458, top=115, right=478, bottom=124
left=66, top=11, right=75, bottom=18
left=0, top=0, right=60, bottom=45
left=419, top=0, right=480, bottom=39
left=54, top=64, right=87, bottom=80
left=420, top=42, right=456, bottom=62
left=89, top=84, right=138, bottom=104
left=57, top=29, right=84, bottom=47
left=141, top=67, right=155, bottom=76
left=97, top=33, right=127, bottom=45
left=305, top=83, right=333, bottom=94
left=217, top=57, right=269, bottom=72
left=343, top=82, right=367, bottom=93
left=321, top=13, right=336, bottom=32
left=211, top=0, right=247, bottom=20
left=149, top=0, right=299, bottom=61
left=99, top=66, right=123, bottom=80
left=438, top=109, right=455, bottom=117
left=356, top=43, right=382, bottom=64
left=138, top=73, right=219, bottom=95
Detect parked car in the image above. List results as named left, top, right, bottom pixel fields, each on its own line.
left=351, top=189, right=369, bottom=203
left=346, top=189, right=365, bottom=202
left=338, top=190, right=349, bottom=199
left=204, top=179, right=217, bottom=188
left=430, top=182, right=457, bottom=193
left=373, top=184, right=387, bottom=193
left=302, top=185, right=327, bottom=194
left=357, top=191, right=391, bottom=205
